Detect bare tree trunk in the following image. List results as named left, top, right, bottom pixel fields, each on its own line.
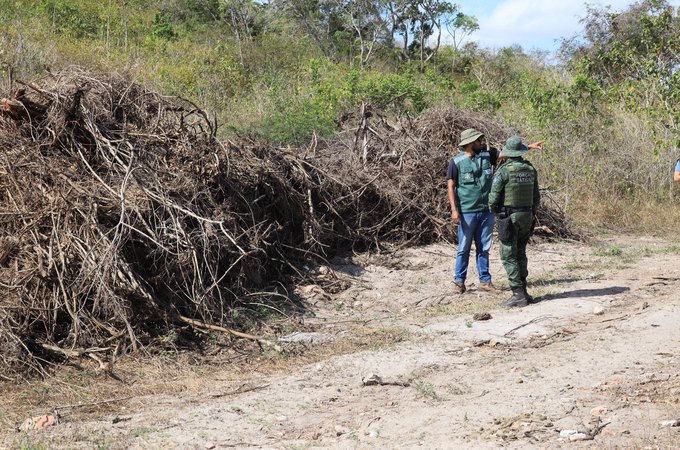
left=362, top=31, right=378, bottom=68
left=228, top=8, right=245, bottom=66
left=433, top=19, right=442, bottom=59
left=419, top=32, right=425, bottom=71
left=424, top=19, right=442, bottom=64
left=403, top=25, right=409, bottom=60
left=350, top=14, right=379, bottom=69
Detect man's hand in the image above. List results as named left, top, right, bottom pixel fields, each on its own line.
left=528, top=141, right=544, bottom=150
left=451, top=210, right=460, bottom=226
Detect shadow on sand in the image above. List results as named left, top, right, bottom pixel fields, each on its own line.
left=534, top=286, right=629, bottom=302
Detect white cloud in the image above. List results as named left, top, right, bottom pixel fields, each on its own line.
left=469, top=0, right=679, bottom=51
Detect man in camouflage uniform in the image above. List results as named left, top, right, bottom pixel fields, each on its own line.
left=489, top=136, right=541, bottom=307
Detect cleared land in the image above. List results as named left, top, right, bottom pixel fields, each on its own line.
left=4, top=233, right=680, bottom=449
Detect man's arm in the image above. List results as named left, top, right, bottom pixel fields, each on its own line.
left=533, top=172, right=541, bottom=210
left=447, top=179, right=460, bottom=225
left=489, top=147, right=499, bottom=166
left=488, top=170, right=506, bottom=213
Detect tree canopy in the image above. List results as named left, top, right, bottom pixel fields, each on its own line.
left=1, top=0, right=680, bottom=230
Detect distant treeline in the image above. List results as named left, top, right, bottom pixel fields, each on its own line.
left=1, top=0, right=680, bottom=229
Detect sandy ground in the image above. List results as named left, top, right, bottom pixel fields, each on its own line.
left=4, top=234, right=680, bottom=449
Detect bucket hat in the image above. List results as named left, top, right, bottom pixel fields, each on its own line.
left=501, top=135, right=529, bottom=157
left=458, top=128, right=484, bottom=147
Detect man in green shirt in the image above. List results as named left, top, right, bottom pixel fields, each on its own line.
left=447, top=128, right=502, bottom=294
left=489, top=136, right=541, bottom=307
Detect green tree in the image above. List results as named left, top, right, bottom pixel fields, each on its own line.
left=562, top=0, right=680, bottom=86
left=38, top=0, right=99, bottom=38
left=220, top=0, right=267, bottom=64
left=561, top=0, right=680, bottom=127
left=342, top=0, right=388, bottom=68
left=444, top=11, right=477, bottom=52
left=389, top=0, right=459, bottom=70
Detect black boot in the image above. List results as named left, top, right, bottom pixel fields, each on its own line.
left=502, top=287, right=528, bottom=308
left=522, top=278, right=536, bottom=304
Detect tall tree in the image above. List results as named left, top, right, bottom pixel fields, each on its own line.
left=444, top=11, right=478, bottom=52
left=387, top=0, right=459, bottom=69
left=274, top=0, right=387, bottom=66
left=343, top=0, right=387, bottom=67
left=218, top=0, right=267, bottom=66
left=416, top=0, right=456, bottom=69
left=273, top=0, right=341, bottom=57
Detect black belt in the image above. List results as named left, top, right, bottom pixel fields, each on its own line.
left=502, top=206, right=532, bottom=213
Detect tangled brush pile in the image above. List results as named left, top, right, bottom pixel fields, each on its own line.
left=0, top=70, right=577, bottom=378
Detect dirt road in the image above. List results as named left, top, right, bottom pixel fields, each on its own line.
left=5, top=234, right=680, bottom=449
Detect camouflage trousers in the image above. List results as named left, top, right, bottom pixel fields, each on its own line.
left=499, top=211, right=533, bottom=289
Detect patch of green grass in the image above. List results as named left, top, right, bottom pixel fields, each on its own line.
left=564, top=258, right=610, bottom=272
left=641, top=244, right=680, bottom=255
left=589, top=243, right=649, bottom=268
left=161, top=329, right=179, bottom=344
left=8, top=434, right=51, bottom=450
left=564, top=261, right=590, bottom=271
left=361, top=327, right=412, bottom=349
left=130, top=427, right=154, bottom=438
left=528, top=286, right=560, bottom=300
left=87, top=439, right=112, bottom=450
left=413, top=380, right=440, bottom=401
left=660, top=244, right=680, bottom=254
left=416, top=293, right=499, bottom=320
left=283, top=442, right=319, bottom=450
left=637, top=246, right=654, bottom=257
left=415, top=276, right=428, bottom=285
left=20, top=444, right=48, bottom=450
left=593, top=244, right=624, bottom=257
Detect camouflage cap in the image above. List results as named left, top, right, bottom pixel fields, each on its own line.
left=458, top=128, right=484, bottom=147
left=501, top=135, right=529, bottom=157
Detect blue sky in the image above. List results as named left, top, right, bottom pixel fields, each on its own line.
left=453, top=0, right=680, bottom=52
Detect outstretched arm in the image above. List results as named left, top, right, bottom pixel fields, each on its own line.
left=528, top=141, right=543, bottom=150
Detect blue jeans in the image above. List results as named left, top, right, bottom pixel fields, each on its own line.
left=454, top=211, right=494, bottom=284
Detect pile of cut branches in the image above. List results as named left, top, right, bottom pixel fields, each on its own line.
left=0, top=69, right=226, bottom=376
left=0, top=71, right=447, bottom=377
left=0, top=70, right=328, bottom=377
left=0, top=71, right=579, bottom=378
left=323, top=104, right=580, bottom=243
left=318, top=105, right=513, bottom=246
